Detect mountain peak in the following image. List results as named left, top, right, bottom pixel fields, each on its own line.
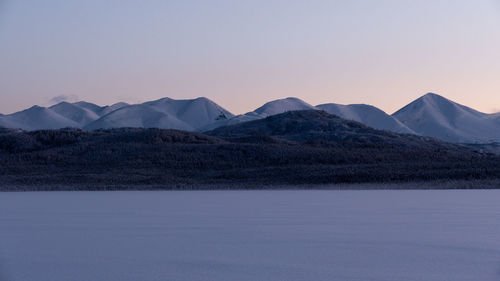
left=317, top=103, right=414, bottom=134
left=422, top=92, right=441, bottom=98
left=193, top=97, right=211, bottom=102
left=253, top=97, right=316, bottom=116
left=52, top=101, right=72, bottom=106
left=28, top=105, right=44, bottom=110
left=2, top=95, right=500, bottom=143
left=110, top=102, right=127, bottom=106
left=394, top=93, right=452, bottom=115
left=85, top=97, right=234, bottom=131
left=393, top=93, right=499, bottom=143
left=420, top=92, right=451, bottom=103
left=283, top=97, right=304, bottom=101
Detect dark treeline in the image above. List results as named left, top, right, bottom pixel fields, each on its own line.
left=1, top=111, right=500, bottom=190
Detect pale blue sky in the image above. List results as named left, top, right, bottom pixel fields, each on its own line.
left=1, top=0, right=499, bottom=114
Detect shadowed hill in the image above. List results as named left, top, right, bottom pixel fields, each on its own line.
left=206, top=110, right=465, bottom=150
left=3, top=94, right=500, bottom=144
left=1, top=116, right=499, bottom=190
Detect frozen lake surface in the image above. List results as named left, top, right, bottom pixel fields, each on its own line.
left=1, top=190, right=500, bottom=281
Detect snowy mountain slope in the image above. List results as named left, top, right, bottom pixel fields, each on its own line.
left=71, top=101, right=103, bottom=115
left=0, top=106, right=79, bottom=130
left=72, top=101, right=129, bottom=116
left=203, top=97, right=414, bottom=133
left=206, top=109, right=456, bottom=150
left=100, top=102, right=130, bottom=116
left=200, top=97, right=317, bottom=131
left=317, top=103, right=414, bottom=134
left=144, top=97, right=233, bottom=126
left=0, top=101, right=132, bottom=131
left=2, top=94, right=500, bottom=144
left=393, top=93, right=500, bottom=143
left=84, top=104, right=193, bottom=131
left=253, top=97, right=317, bottom=117
left=85, top=97, right=234, bottom=131
left=49, top=102, right=101, bottom=127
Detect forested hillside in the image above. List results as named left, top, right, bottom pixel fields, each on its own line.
left=1, top=111, right=499, bottom=190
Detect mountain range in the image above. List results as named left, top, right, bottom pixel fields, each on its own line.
left=3, top=110, right=497, bottom=190
left=0, top=102, right=129, bottom=131
left=1, top=93, right=499, bottom=143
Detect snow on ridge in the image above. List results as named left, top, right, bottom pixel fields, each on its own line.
left=317, top=103, right=414, bottom=134
left=0, top=105, right=80, bottom=130
left=393, top=93, right=500, bottom=143
left=72, top=101, right=104, bottom=115
left=253, top=97, right=317, bottom=117
left=49, top=102, right=101, bottom=126
left=84, top=104, right=194, bottom=131
left=2, top=93, right=500, bottom=143
left=100, top=102, right=130, bottom=116
left=0, top=101, right=132, bottom=131
left=84, top=97, right=234, bottom=131
left=200, top=97, right=317, bottom=131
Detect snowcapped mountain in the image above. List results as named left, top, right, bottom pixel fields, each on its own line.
left=316, top=103, right=414, bottom=134
left=202, top=97, right=413, bottom=134
left=0, top=105, right=80, bottom=130
left=101, top=102, right=129, bottom=116
left=73, top=101, right=129, bottom=116
left=84, top=97, right=234, bottom=131
left=393, top=93, right=500, bottom=143
left=48, top=101, right=130, bottom=127
left=0, top=101, right=130, bottom=131
left=200, top=97, right=317, bottom=131
left=49, top=102, right=101, bottom=127
left=206, top=109, right=458, bottom=150
left=252, top=97, right=316, bottom=117
left=2, top=94, right=499, bottom=144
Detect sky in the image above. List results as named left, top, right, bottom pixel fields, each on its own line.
left=0, top=0, right=499, bottom=115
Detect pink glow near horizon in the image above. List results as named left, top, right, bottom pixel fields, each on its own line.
left=0, top=0, right=499, bottom=115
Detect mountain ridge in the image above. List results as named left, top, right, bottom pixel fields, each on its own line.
left=206, top=110, right=446, bottom=148
left=85, top=97, right=234, bottom=131
left=2, top=111, right=498, bottom=190
left=1, top=93, right=499, bottom=143
left=316, top=103, right=414, bottom=134
left=393, top=93, right=500, bottom=143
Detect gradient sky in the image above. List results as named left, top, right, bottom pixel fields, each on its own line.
left=1, top=0, right=499, bottom=115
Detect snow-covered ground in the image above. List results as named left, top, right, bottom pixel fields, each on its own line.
left=1, top=190, right=499, bottom=281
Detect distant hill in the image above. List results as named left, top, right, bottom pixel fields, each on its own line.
left=49, top=102, right=101, bottom=127
left=200, top=97, right=317, bottom=131
left=252, top=97, right=317, bottom=117
left=0, top=106, right=80, bottom=130
left=207, top=110, right=445, bottom=148
left=393, top=93, right=500, bottom=143
left=2, top=93, right=500, bottom=144
left=0, top=102, right=128, bottom=131
left=2, top=111, right=498, bottom=190
left=316, top=103, right=414, bottom=134
left=74, top=101, right=129, bottom=116
left=84, top=97, right=234, bottom=131
left=203, top=98, right=415, bottom=135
